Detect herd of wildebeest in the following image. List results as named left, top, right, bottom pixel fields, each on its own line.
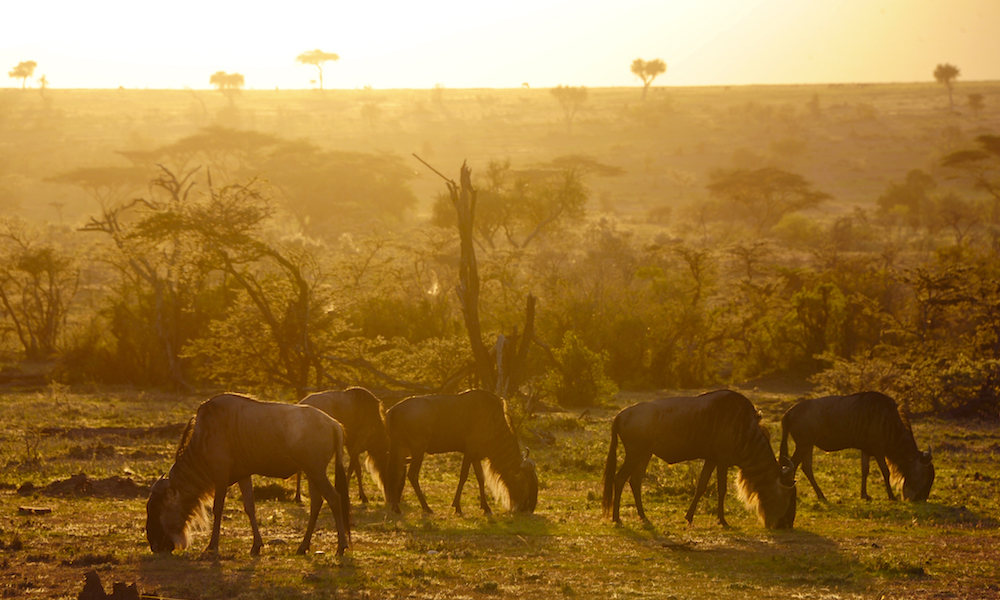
left=144, top=388, right=935, bottom=557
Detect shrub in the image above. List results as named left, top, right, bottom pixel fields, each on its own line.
left=543, top=330, right=618, bottom=408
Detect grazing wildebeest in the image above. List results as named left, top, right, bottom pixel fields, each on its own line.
left=779, top=391, right=934, bottom=502
left=295, top=387, right=390, bottom=504
left=145, top=394, right=350, bottom=556
left=386, top=390, right=538, bottom=515
left=602, top=390, right=796, bottom=529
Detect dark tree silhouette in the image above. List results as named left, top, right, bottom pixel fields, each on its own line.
left=933, top=63, right=960, bottom=111
left=630, top=58, right=666, bottom=100
left=210, top=71, right=244, bottom=106
left=296, top=49, right=339, bottom=90
left=8, top=61, right=36, bottom=89
left=707, top=167, right=830, bottom=234
left=942, top=134, right=1000, bottom=224
left=968, top=93, right=984, bottom=118
left=550, top=85, right=588, bottom=134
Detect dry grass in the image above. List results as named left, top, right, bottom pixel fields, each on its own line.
left=1, top=386, right=999, bottom=599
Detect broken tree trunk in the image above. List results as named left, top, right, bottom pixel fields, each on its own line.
left=442, top=160, right=536, bottom=397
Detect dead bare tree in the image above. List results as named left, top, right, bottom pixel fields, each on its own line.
left=416, top=157, right=536, bottom=399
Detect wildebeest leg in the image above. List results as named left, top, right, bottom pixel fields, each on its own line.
left=715, top=464, right=729, bottom=528
left=873, top=454, right=897, bottom=501
left=685, top=460, right=716, bottom=525
left=797, top=444, right=827, bottom=502
left=350, top=452, right=368, bottom=504
left=452, top=455, right=472, bottom=515
left=407, top=451, right=433, bottom=513
left=471, top=459, right=492, bottom=515
left=207, top=481, right=229, bottom=554
left=860, top=452, right=872, bottom=500
left=298, top=473, right=348, bottom=556
left=628, top=454, right=652, bottom=523
left=294, top=472, right=303, bottom=503
left=611, top=449, right=648, bottom=525
left=238, top=478, right=263, bottom=556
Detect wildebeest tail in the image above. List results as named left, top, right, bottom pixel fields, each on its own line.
left=779, top=412, right=791, bottom=460
left=601, top=414, right=620, bottom=517
left=364, top=428, right=391, bottom=500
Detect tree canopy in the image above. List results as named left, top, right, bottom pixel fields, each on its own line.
left=8, top=61, right=37, bottom=89
left=933, top=63, right=960, bottom=111
left=210, top=71, right=245, bottom=105
left=630, top=58, right=667, bottom=100
left=296, top=49, right=340, bottom=90
left=706, top=167, right=830, bottom=234
left=550, top=85, right=588, bottom=135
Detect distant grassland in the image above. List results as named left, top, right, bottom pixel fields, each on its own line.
left=1, top=387, right=998, bottom=599
left=2, top=81, right=999, bottom=226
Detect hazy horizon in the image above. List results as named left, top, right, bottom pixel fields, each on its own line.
left=3, top=0, right=1000, bottom=90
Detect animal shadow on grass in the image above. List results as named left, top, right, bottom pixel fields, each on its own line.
left=138, top=552, right=256, bottom=599
left=840, top=500, right=999, bottom=528
left=670, top=529, right=870, bottom=591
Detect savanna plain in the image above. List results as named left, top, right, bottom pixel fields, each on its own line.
left=2, top=81, right=1000, bottom=598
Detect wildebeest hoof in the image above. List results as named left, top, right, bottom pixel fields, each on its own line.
left=359, top=496, right=369, bottom=504
left=296, top=544, right=309, bottom=555
left=453, top=506, right=463, bottom=516
left=718, top=519, right=730, bottom=529
left=861, top=494, right=872, bottom=501
left=613, top=519, right=623, bottom=528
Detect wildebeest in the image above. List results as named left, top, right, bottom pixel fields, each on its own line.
left=295, top=387, right=390, bottom=504
left=145, top=394, right=350, bottom=556
left=386, top=390, right=538, bottom=515
left=602, top=390, right=796, bottom=529
left=779, top=392, right=934, bottom=502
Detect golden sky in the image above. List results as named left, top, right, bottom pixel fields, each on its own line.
left=2, top=0, right=999, bottom=89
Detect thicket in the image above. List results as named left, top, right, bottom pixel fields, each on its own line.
left=2, top=128, right=1000, bottom=419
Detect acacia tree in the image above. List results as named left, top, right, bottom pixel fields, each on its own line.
left=942, top=134, right=1000, bottom=224
left=934, top=63, right=960, bottom=111
left=296, top=49, right=339, bottom=90
left=78, top=167, right=209, bottom=390
left=0, top=218, right=79, bottom=360
left=161, top=179, right=333, bottom=397
left=968, top=93, right=984, bottom=118
left=210, top=71, right=244, bottom=107
left=706, top=167, right=830, bottom=235
left=8, top=61, right=36, bottom=89
left=550, top=85, right=588, bottom=134
left=46, top=166, right=151, bottom=210
left=630, top=58, right=666, bottom=100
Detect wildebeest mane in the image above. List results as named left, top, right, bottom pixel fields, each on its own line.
left=734, top=420, right=789, bottom=524
left=863, top=392, right=919, bottom=488
left=163, top=414, right=214, bottom=547
left=483, top=425, right=528, bottom=511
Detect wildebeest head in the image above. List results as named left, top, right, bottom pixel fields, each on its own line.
left=901, top=449, right=935, bottom=501
left=146, top=475, right=189, bottom=553
left=513, top=450, right=539, bottom=514
left=774, top=456, right=797, bottom=529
